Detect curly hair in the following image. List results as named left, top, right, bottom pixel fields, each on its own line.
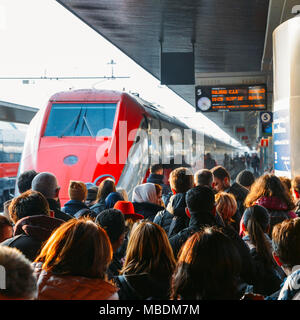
left=244, top=174, right=295, bottom=210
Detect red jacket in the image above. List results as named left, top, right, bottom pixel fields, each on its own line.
left=33, top=262, right=118, bottom=300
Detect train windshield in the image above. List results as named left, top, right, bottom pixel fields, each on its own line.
left=44, top=103, right=117, bottom=137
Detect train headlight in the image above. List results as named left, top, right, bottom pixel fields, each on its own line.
left=63, top=155, right=78, bottom=166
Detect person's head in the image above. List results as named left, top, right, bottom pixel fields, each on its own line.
left=185, top=185, right=215, bottom=217
left=113, top=201, right=144, bottom=222
left=105, top=192, right=124, bottom=209
left=194, top=169, right=213, bottom=187
left=35, top=218, right=112, bottom=279
left=211, top=166, right=231, bottom=192
left=241, top=205, right=275, bottom=266
left=0, top=246, right=37, bottom=300
left=121, top=221, right=176, bottom=279
left=272, top=218, right=300, bottom=275
left=236, top=170, right=255, bottom=190
left=132, top=183, right=158, bottom=205
left=95, top=209, right=125, bottom=252
left=68, top=180, right=87, bottom=202
left=169, top=167, right=194, bottom=194
left=85, top=185, right=98, bottom=207
left=244, top=174, right=295, bottom=210
left=8, top=190, right=50, bottom=224
left=291, top=176, right=300, bottom=201
left=17, top=170, right=38, bottom=194
left=116, top=188, right=129, bottom=201
left=215, top=192, right=237, bottom=226
left=171, top=227, right=242, bottom=300
left=31, top=172, right=60, bottom=200
left=0, top=215, right=13, bottom=242
left=96, top=178, right=116, bottom=202
left=150, top=164, right=163, bottom=175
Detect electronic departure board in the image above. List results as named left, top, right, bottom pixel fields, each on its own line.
left=195, top=85, right=267, bottom=112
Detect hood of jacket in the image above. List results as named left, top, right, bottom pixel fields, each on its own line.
left=14, top=215, right=64, bottom=242
left=33, top=262, right=117, bottom=300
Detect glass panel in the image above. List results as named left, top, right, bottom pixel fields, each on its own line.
left=44, top=103, right=117, bottom=137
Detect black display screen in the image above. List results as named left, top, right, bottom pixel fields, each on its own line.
left=195, top=84, right=266, bottom=112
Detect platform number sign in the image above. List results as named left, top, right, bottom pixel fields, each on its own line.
left=260, top=111, right=273, bottom=124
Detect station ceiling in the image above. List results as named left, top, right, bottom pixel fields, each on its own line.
left=56, top=0, right=299, bottom=149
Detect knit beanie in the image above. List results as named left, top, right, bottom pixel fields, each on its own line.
left=68, top=181, right=88, bottom=201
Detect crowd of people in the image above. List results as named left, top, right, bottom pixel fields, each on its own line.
left=0, top=163, right=300, bottom=300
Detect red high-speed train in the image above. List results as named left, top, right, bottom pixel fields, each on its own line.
left=19, top=89, right=239, bottom=204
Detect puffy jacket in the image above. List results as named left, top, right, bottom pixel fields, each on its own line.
left=61, top=200, right=89, bottom=216
left=1, top=215, right=64, bottom=261
left=33, top=262, right=118, bottom=300
left=153, top=193, right=188, bottom=236
left=169, top=210, right=219, bottom=258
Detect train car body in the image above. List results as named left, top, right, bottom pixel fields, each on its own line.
left=0, top=122, right=25, bottom=207
left=19, top=89, right=239, bottom=204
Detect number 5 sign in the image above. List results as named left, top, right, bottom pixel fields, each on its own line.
left=260, top=111, right=273, bottom=124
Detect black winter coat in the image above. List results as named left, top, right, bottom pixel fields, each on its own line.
left=243, top=235, right=285, bottom=296
left=153, top=193, right=188, bottom=236
left=61, top=200, right=89, bottom=216
left=227, top=182, right=249, bottom=230
left=0, top=215, right=64, bottom=261
left=114, top=273, right=172, bottom=300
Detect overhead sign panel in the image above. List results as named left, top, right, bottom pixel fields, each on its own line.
left=195, top=84, right=266, bottom=112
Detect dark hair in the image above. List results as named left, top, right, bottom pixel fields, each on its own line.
left=244, top=174, right=295, bottom=210
left=194, top=169, right=213, bottom=187
left=272, top=218, right=300, bottom=269
left=9, top=190, right=50, bottom=224
left=211, top=166, right=230, bottom=181
left=171, top=227, right=242, bottom=300
left=35, top=218, right=112, bottom=279
left=150, top=164, right=163, bottom=174
left=95, top=209, right=125, bottom=244
left=121, top=221, right=176, bottom=280
left=236, top=170, right=255, bottom=188
left=243, top=205, right=275, bottom=267
left=0, top=215, right=13, bottom=242
left=17, top=170, right=38, bottom=193
left=185, top=186, right=215, bottom=214
left=96, top=179, right=116, bottom=202
left=279, top=176, right=291, bottom=193
left=169, top=167, right=194, bottom=193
